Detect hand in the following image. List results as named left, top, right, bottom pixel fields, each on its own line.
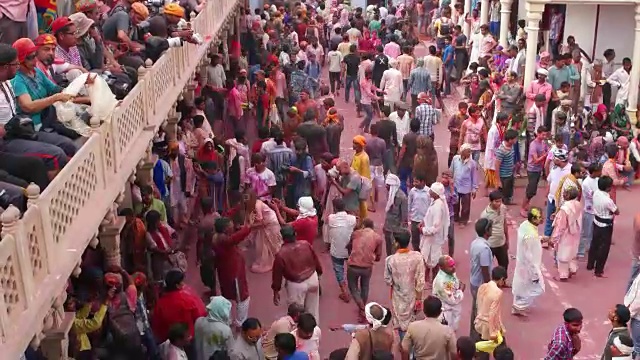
left=55, top=93, right=74, bottom=102
left=106, top=287, right=116, bottom=300
left=496, top=179, right=502, bottom=189
left=273, top=291, right=280, bottom=306
left=471, top=191, right=476, bottom=200
left=329, top=326, right=341, bottom=331
left=414, top=299, right=422, bottom=312
left=489, top=334, right=499, bottom=342
left=459, top=282, right=466, bottom=292
left=504, top=241, right=509, bottom=251
left=130, top=42, right=143, bottom=53
left=85, top=73, right=96, bottom=85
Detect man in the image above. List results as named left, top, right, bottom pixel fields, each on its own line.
left=102, top=2, right=149, bottom=69
left=372, top=45, right=390, bottom=88
left=408, top=174, right=431, bottom=252
left=441, top=36, right=455, bottom=97
left=344, top=302, right=394, bottom=359
left=263, top=304, right=305, bottom=360
left=480, top=191, right=509, bottom=272
left=447, top=102, right=468, bottom=167
left=343, top=44, right=361, bottom=115
left=274, top=333, right=309, bottom=360
left=474, top=267, right=507, bottom=349
left=397, top=119, right=421, bottom=194
left=602, top=49, right=616, bottom=110
left=388, top=104, right=408, bottom=150
left=432, top=255, right=465, bottom=332
left=607, top=57, right=632, bottom=107
left=456, top=337, right=476, bottom=360
left=51, top=17, right=84, bottom=70
left=512, top=207, right=546, bottom=316
left=578, top=163, right=601, bottom=259
left=327, top=198, right=358, bottom=303
left=420, top=182, right=450, bottom=288
left=204, top=54, right=226, bottom=121
left=196, top=197, right=219, bottom=295
left=601, top=304, right=631, bottom=360
left=347, top=218, right=383, bottom=321
left=414, top=92, right=438, bottom=140
left=231, top=318, right=265, bottom=360
left=484, top=112, right=509, bottom=196
left=401, top=296, right=457, bottom=360
left=322, top=98, right=344, bottom=158
left=377, top=106, right=400, bottom=173
left=524, top=68, right=553, bottom=116
left=383, top=34, right=401, bottom=59
left=545, top=308, right=583, bottom=359
left=521, top=125, right=549, bottom=217
left=397, top=46, right=415, bottom=101
left=587, top=175, right=619, bottom=278
left=494, top=129, right=518, bottom=205
left=290, top=61, right=313, bottom=105
left=0, top=0, right=29, bottom=46
left=272, top=225, right=323, bottom=323
left=380, top=58, right=403, bottom=111
left=407, top=58, right=432, bottom=111
left=544, top=148, right=572, bottom=238
left=135, top=185, right=168, bottom=221
left=267, top=131, right=295, bottom=199
left=424, top=45, right=444, bottom=109
left=509, top=38, right=527, bottom=79
left=469, top=218, right=493, bottom=338
left=478, top=24, right=497, bottom=61
left=549, top=7, right=564, bottom=58
left=148, top=3, right=193, bottom=39
left=296, top=111, right=327, bottom=159
left=212, top=217, right=252, bottom=328
left=384, top=231, right=426, bottom=340
left=331, top=160, right=363, bottom=215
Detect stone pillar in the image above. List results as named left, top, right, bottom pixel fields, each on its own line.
left=39, top=312, right=74, bottom=360
left=463, top=0, right=472, bottom=39
left=135, top=141, right=155, bottom=187
left=480, top=0, right=489, bottom=25
left=165, top=112, right=180, bottom=142
left=100, top=211, right=126, bottom=269
left=523, top=2, right=544, bottom=89
left=450, top=0, right=457, bottom=20
left=627, top=4, right=640, bottom=133
left=499, top=0, right=513, bottom=48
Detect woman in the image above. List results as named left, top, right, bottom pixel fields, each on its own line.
left=270, top=196, right=318, bottom=245
left=551, top=187, right=583, bottom=281
left=610, top=103, right=631, bottom=139
left=194, top=296, right=234, bottom=360
left=458, top=104, right=487, bottom=162
left=120, top=208, right=147, bottom=273
left=358, top=29, right=375, bottom=56
left=245, top=190, right=283, bottom=273
left=322, top=159, right=342, bottom=247
left=477, top=80, right=495, bottom=125
left=497, top=71, right=523, bottom=116
left=145, top=210, right=181, bottom=281
left=592, top=104, right=610, bottom=135
left=413, top=135, right=439, bottom=186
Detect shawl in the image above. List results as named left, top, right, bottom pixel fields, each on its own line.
left=385, top=173, right=401, bottom=212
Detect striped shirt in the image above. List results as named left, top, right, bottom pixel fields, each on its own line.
left=414, top=103, right=438, bottom=136
left=407, top=67, right=432, bottom=95
left=266, top=144, right=295, bottom=183
left=593, top=189, right=617, bottom=227
left=495, top=143, right=514, bottom=178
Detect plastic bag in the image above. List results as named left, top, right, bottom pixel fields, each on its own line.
left=62, top=72, right=119, bottom=124
left=269, top=104, right=281, bottom=127
left=475, top=332, right=504, bottom=353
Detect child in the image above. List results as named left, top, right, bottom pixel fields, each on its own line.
left=495, top=129, right=519, bottom=204
left=556, top=81, right=571, bottom=101
left=159, top=323, right=190, bottom=360
left=545, top=134, right=569, bottom=174
left=255, top=81, right=270, bottom=129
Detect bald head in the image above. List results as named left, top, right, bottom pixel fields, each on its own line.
left=369, top=304, right=384, bottom=320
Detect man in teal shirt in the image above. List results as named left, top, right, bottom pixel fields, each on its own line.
left=547, top=53, right=580, bottom=90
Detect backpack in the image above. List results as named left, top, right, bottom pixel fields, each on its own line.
left=438, top=18, right=451, bottom=36
left=109, top=293, right=142, bottom=350
left=358, top=176, right=372, bottom=201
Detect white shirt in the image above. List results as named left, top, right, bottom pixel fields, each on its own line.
left=581, top=176, right=598, bottom=214
left=244, top=167, right=277, bottom=200
left=607, top=67, right=631, bottom=105
left=327, top=51, right=343, bottom=73
left=159, top=341, right=188, bottom=360
left=347, top=27, right=362, bottom=44
left=327, top=211, right=357, bottom=259
left=593, top=189, right=617, bottom=227
left=279, top=52, right=291, bottom=67
left=390, top=111, right=410, bottom=142
left=546, top=162, right=571, bottom=202
left=0, top=81, right=16, bottom=124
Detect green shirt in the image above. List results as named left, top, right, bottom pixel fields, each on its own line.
left=11, top=68, right=61, bottom=127
left=134, top=198, right=168, bottom=223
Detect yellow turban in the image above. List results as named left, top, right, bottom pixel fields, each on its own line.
left=353, top=135, right=366, bottom=147
left=164, top=3, right=185, bottom=17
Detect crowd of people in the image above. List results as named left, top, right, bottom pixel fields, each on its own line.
left=8, top=0, right=640, bottom=359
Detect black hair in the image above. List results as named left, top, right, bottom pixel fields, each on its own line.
left=394, top=230, right=411, bottom=249
left=563, top=307, right=583, bottom=323
left=194, top=96, right=205, bottom=107
left=241, top=317, right=262, bottom=332
left=297, top=313, right=317, bottom=333
left=145, top=210, right=162, bottom=231
left=588, top=163, right=602, bottom=175
left=274, top=333, right=297, bottom=354
left=119, top=208, right=134, bottom=217
left=504, top=129, right=518, bottom=141
left=598, top=175, right=614, bottom=192
left=536, top=125, right=548, bottom=133
left=200, top=197, right=214, bottom=213
left=570, top=163, right=582, bottom=176
left=422, top=295, right=442, bottom=318
left=489, top=190, right=503, bottom=201
left=214, top=217, right=232, bottom=233
left=410, top=118, right=421, bottom=133
left=193, top=115, right=205, bottom=128
left=475, top=218, right=492, bottom=237
left=456, top=336, right=476, bottom=359
left=615, top=304, right=631, bottom=326
left=251, top=152, right=266, bottom=164
left=168, top=323, right=189, bottom=343
left=332, top=197, right=345, bottom=212
left=491, top=266, right=507, bottom=281
left=280, top=225, right=297, bottom=243
left=494, top=347, right=515, bottom=360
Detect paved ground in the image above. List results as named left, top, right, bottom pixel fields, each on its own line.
left=184, top=40, right=636, bottom=359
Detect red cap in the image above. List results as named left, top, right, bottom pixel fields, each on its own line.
left=51, top=16, right=72, bottom=34
left=12, top=38, right=38, bottom=63
left=34, top=34, right=57, bottom=47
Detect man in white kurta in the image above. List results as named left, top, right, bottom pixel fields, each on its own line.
left=380, top=58, right=404, bottom=110
left=512, top=207, right=546, bottom=316
left=420, top=182, right=450, bottom=289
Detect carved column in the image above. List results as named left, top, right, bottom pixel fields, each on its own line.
left=627, top=3, right=640, bottom=133
left=480, top=0, right=489, bottom=25
left=100, top=208, right=126, bottom=269
left=498, top=0, right=513, bottom=48
left=523, top=2, right=544, bottom=89
left=39, top=312, right=74, bottom=360
left=135, top=141, right=155, bottom=187
left=463, top=0, right=471, bottom=39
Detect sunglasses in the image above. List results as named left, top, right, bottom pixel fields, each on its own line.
left=25, top=54, right=36, bottom=61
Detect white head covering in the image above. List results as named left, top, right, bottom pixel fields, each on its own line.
left=385, top=174, right=401, bottom=212
left=536, top=68, right=548, bottom=76
left=428, top=182, right=450, bottom=235
left=605, top=131, right=614, bottom=143
left=364, top=302, right=388, bottom=330
left=389, top=58, right=398, bottom=69
left=296, top=196, right=317, bottom=219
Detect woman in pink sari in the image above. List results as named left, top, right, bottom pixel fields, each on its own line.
left=245, top=190, right=283, bottom=273
left=551, top=187, right=582, bottom=281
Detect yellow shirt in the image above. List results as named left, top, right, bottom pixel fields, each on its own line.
left=351, top=151, right=371, bottom=179
left=74, top=304, right=108, bottom=351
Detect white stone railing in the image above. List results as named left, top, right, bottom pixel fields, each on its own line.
left=0, top=0, right=240, bottom=357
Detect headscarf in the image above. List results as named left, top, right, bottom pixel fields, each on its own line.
left=459, top=143, right=472, bottom=163
left=553, top=148, right=568, bottom=162
left=297, top=196, right=317, bottom=219
left=385, top=173, right=401, bottom=212
left=104, top=272, right=123, bottom=287
left=604, top=131, right=614, bottom=143
left=322, top=107, right=340, bottom=126
left=206, top=296, right=232, bottom=324
left=365, top=302, right=388, bottom=330
left=131, top=272, right=147, bottom=288
left=429, top=182, right=450, bottom=236
left=353, top=135, right=366, bottom=147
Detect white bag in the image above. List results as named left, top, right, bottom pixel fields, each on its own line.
left=269, top=103, right=281, bottom=127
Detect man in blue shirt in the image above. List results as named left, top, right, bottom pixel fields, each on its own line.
left=469, top=218, right=493, bottom=338
left=441, top=36, right=455, bottom=96
left=275, top=333, right=309, bottom=360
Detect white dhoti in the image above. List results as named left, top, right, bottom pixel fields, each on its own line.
left=421, top=242, right=443, bottom=268
left=285, top=271, right=320, bottom=324
left=442, top=304, right=462, bottom=332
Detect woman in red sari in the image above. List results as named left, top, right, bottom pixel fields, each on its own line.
left=358, top=29, right=375, bottom=56
left=145, top=210, right=179, bottom=281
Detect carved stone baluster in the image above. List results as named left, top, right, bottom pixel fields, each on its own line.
left=1, top=205, right=20, bottom=237
left=39, top=309, right=74, bottom=360
left=25, top=183, right=40, bottom=209
left=100, top=206, right=125, bottom=269
left=138, top=59, right=154, bottom=81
